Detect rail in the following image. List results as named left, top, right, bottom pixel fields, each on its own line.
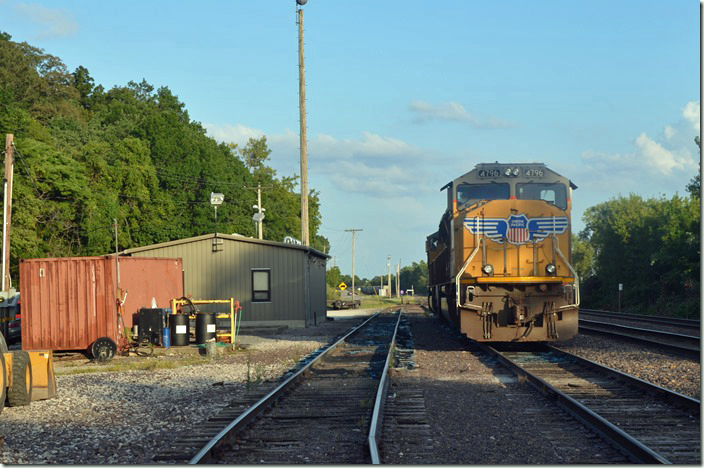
left=579, top=319, right=700, bottom=359
left=368, top=310, right=402, bottom=463
left=188, top=310, right=401, bottom=464
left=483, top=344, right=700, bottom=464
left=580, top=308, right=700, bottom=330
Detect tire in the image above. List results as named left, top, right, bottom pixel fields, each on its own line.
left=90, top=337, right=117, bottom=363
left=8, top=351, right=32, bottom=406
left=0, top=331, right=8, bottom=353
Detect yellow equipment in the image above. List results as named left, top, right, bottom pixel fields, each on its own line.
left=170, top=298, right=240, bottom=346
left=1, top=349, right=57, bottom=410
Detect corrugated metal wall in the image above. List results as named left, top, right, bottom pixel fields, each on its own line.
left=20, top=257, right=115, bottom=351
left=309, top=255, right=327, bottom=325
left=19, top=256, right=183, bottom=351
left=127, top=235, right=327, bottom=327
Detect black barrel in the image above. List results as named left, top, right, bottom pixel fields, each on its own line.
left=169, top=313, right=190, bottom=346
left=195, top=312, right=216, bottom=344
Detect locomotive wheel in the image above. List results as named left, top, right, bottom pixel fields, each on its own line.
left=91, top=337, right=117, bottom=363
left=8, top=351, right=32, bottom=406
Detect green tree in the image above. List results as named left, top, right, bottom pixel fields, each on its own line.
left=571, top=233, right=595, bottom=281
left=686, top=135, right=700, bottom=199
left=326, top=266, right=342, bottom=288
left=0, top=35, right=330, bottom=284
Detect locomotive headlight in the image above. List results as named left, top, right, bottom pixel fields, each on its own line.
left=504, top=168, right=512, bottom=176
left=546, top=263, right=557, bottom=275
left=482, top=264, right=494, bottom=275
left=512, top=167, right=520, bottom=176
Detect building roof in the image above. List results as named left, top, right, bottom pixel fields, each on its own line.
left=120, top=233, right=330, bottom=259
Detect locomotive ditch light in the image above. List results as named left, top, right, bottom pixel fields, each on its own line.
left=546, top=263, right=557, bottom=275
left=482, top=264, right=494, bottom=276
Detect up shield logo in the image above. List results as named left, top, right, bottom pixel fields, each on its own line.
left=464, top=214, right=568, bottom=246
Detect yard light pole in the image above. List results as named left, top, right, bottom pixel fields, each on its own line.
left=252, top=184, right=266, bottom=242
left=210, top=192, right=224, bottom=236
left=297, top=0, right=309, bottom=246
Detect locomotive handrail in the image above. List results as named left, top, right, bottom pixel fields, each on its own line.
left=455, top=235, right=481, bottom=306
left=554, top=241, right=580, bottom=309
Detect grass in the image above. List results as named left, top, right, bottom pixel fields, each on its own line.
left=55, top=356, right=208, bottom=375
left=358, top=296, right=418, bottom=308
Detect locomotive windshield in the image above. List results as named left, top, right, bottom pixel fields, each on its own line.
left=517, top=183, right=567, bottom=210
left=457, top=183, right=509, bottom=207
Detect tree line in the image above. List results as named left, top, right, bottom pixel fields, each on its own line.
left=0, top=33, right=328, bottom=283
left=325, top=261, right=429, bottom=298
left=573, top=138, right=700, bottom=318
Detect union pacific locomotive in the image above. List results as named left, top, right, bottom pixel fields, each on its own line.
left=426, top=163, right=579, bottom=342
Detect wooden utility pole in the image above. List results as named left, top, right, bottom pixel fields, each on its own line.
left=245, top=184, right=271, bottom=240
left=345, top=228, right=362, bottom=303
left=297, top=4, right=309, bottom=246
left=257, top=183, right=263, bottom=240
left=396, top=260, right=401, bottom=299
left=387, top=256, right=391, bottom=299
left=2, top=134, right=13, bottom=292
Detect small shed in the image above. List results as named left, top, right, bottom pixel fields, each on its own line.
left=121, top=233, right=328, bottom=328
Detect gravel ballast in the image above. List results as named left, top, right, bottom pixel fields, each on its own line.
left=0, top=317, right=364, bottom=465
left=0, top=305, right=698, bottom=464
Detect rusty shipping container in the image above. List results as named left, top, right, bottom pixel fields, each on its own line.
left=19, top=256, right=183, bottom=351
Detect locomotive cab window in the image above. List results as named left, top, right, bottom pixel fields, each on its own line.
left=516, top=183, right=567, bottom=210
left=456, top=183, right=509, bottom=208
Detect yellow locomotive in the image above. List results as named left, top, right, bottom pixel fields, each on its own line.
left=426, top=163, right=579, bottom=341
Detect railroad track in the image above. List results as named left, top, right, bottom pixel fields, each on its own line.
left=578, top=319, right=700, bottom=359
left=485, top=343, right=701, bottom=464
left=581, top=309, right=700, bottom=332
left=156, top=309, right=402, bottom=464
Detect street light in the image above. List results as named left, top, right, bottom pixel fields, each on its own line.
left=210, top=192, right=224, bottom=235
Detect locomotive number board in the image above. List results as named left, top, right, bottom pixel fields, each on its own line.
left=477, top=167, right=546, bottom=178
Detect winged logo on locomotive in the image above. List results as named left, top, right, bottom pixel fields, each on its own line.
left=464, top=214, right=568, bottom=246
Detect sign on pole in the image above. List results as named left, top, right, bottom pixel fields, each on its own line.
left=338, top=282, right=347, bottom=291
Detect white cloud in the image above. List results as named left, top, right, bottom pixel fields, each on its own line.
left=664, top=125, right=676, bottom=141
left=634, top=133, right=694, bottom=175
left=409, top=100, right=513, bottom=129
left=13, top=3, right=78, bottom=39
left=580, top=101, right=699, bottom=184
left=682, top=101, right=700, bottom=133
left=204, top=123, right=440, bottom=198
left=203, top=123, right=265, bottom=146
left=310, top=133, right=436, bottom=198
left=312, top=131, right=422, bottom=161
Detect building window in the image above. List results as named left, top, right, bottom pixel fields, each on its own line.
left=252, top=269, right=271, bottom=302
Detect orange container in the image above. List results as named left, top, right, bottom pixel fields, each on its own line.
left=19, top=256, right=183, bottom=351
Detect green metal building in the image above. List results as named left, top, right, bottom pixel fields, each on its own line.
left=122, top=233, right=328, bottom=328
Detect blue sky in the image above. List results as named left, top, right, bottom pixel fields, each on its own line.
left=1, top=0, right=700, bottom=282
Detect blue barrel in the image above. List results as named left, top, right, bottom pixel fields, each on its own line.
left=162, top=328, right=171, bottom=348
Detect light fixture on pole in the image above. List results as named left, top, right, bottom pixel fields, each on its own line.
left=252, top=204, right=266, bottom=240
left=210, top=192, right=224, bottom=236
